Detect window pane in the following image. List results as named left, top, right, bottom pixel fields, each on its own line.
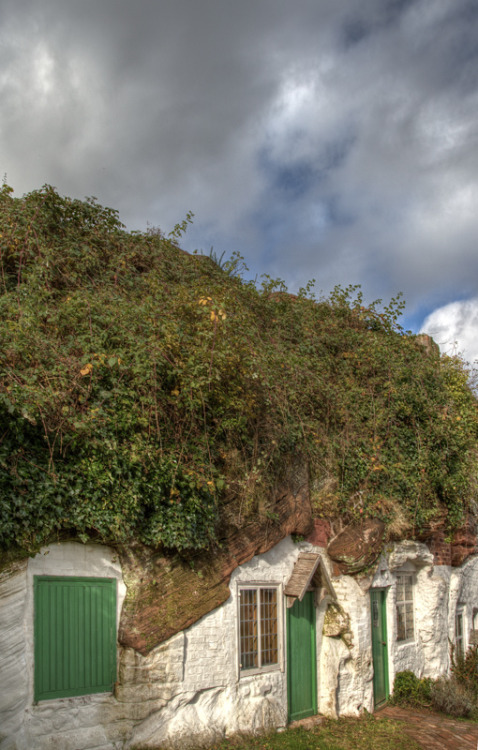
left=239, top=586, right=280, bottom=672
left=396, top=574, right=414, bottom=642
left=260, top=588, right=278, bottom=666
left=456, top=613, right=463, bottom=638
left=396, top=578, right=404, bottom=602
left=397, top=604, right=406, bottom=641
left=240, top=590, right=258, bottom=669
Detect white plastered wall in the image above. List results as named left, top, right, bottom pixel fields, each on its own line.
left=4, top=537, right=327, bottom=750
left=449, top=555, right=478, bottom=654
left=26, top=542, right=127, bottom=699
left=320, top=541, right=478, bottom=716
left=0, top=542, right=126, bottom=750
left=369, top=542, right=478, bottom=698
left=127, top=536, right=330, bottom=749
left=318, top=567, right=374, bottom=717
left=2, top=536, right=478, bottom=750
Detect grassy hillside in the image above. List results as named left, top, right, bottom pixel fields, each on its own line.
left=1, top=183, right=477, bottom=557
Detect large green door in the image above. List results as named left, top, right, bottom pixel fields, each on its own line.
left=287, top=591, right=317, bottom=721
left=370, top=588, right=389, bottom=707
left=34, top=576, right=117, bottom=701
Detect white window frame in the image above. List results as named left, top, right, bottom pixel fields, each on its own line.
left=395, top=568, right=415, bottom=643
left=237, top=583, right=283, bottom=677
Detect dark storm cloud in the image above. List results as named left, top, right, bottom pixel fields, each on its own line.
left=1, top=0, right=478, bottom=344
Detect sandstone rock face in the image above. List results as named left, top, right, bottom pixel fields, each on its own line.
left=387, top=540, right=433, bottom=571
left=425, top=529, right=453, bottom=565
left=305, top=518, right=332, bottom=547
left=118, top=474, right=313, bottom=655
left=327, top=520, right=385, bottom=574
left=415, top=333, right=440, bottom=357
left=322, top=603, right=352, bottom=641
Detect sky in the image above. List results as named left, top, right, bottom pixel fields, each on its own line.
left=1, top=0, right=478, bottom=363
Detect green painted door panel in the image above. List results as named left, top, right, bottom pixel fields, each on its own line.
left=370, top=589, right=389, bottom=707
left=287, top=591, right=317, bottom=721
left=34, top=576, right=117, bottom=701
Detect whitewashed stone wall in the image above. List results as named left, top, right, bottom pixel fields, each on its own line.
left=127, top=536, right=306, bottom=748
left=0, top=544, right=128, bottom=750
left=449, top=555, right=478, bottom=648
left=0, top=559, right=29, bottom=750
left=315, top=540, right=478, bottom=718
left=319, top=570, right=374, bottom=717
left=1, top=538, right=314, bottom=749
left=367, top=541, right=478, bottom=697
left=1, top=537, right=478, bottom=749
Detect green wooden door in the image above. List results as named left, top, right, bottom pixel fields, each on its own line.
left=370, top=589, right=389, bottom=707
left=287, top=591, right=317, bottom=721
left=34, top=576, right=117, bottom=701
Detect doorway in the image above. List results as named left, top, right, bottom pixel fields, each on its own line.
left=287, top=591, right=317, bottom=721
left=370, top=588, right=389, bottom=707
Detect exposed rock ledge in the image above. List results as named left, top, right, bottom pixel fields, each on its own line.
left=2, top=475, right=476, bottom=659
left=327, top=518, right=385, bottom=575
left=118, top=474, right=313, bottom=655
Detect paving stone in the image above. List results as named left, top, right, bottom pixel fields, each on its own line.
left=378, top=705, right=478, bottom=750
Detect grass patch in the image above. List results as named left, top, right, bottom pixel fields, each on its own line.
left=139, top=715, right=422, bottom=750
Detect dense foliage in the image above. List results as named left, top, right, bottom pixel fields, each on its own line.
left=390, top=670, right=432, bottom=708
left=451, top=643, right=478, bottom=698
left=1, top=183, right=477, bottom=555
left=392, top=653, right=478, bottom=719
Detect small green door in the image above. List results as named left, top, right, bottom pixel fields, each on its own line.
left=34, top=576, right=117, bottom=701
left=370, top=588, right=389, bottom=707
left=287, top=591, right=317, bottom=721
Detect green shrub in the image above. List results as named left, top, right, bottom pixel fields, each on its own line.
left=390, top=670, right=432, bottom=706
left=1, top=183, right=478, bottom=556
left=391, top=653, right=478, bottom=718
left=430, top=676, right=474, bottom=718
left=451, top=643, right=478, bottom=697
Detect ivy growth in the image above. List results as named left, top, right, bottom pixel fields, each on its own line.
left=1, top=183, right=477, bottom=557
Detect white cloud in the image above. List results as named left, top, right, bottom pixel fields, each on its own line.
left=420, top=299, right=478, bottom=366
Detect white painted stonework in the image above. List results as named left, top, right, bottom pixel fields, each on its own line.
left=1, top=537, right=477, bottom=749
left=125, top=537, right=314, bottom=749
left=370, top=542, right=478, bottom=689
left=0, top=544, right=127, bottom=750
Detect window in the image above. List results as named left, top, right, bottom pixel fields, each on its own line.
left=238, top=586, right=280, bottom=673
left=396, top=573, right=414, bottom=642
left=455, top=607, right=465, bottom=658
left=34, top=576, right=117, bottom=701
